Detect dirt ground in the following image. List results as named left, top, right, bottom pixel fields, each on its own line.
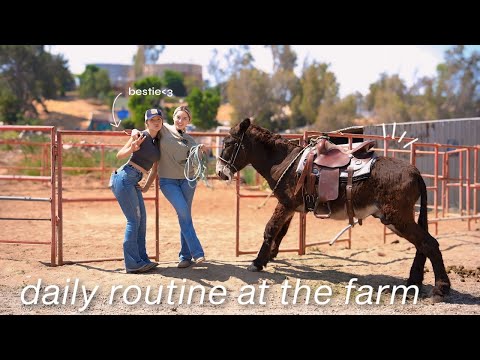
left=1, top=177, right=479, bottom=315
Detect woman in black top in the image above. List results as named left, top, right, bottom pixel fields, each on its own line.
left=109, top=108, right=162, bottom=273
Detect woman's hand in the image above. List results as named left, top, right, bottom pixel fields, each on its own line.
left=130, top=129, right=141, bottom=139
left=199, top=144, right=208, bottom=157
left=130, top=135, right=146, bottom=152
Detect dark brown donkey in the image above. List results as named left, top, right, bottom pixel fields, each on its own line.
left=216, top=118, right=450, bottom=301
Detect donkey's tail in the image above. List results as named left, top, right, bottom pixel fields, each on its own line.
left=418, top=175, right=428, bottom=231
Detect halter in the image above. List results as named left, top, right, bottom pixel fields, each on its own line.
left=217, top=132, right=245, bottom=173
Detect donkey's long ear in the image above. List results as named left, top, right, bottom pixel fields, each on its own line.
left=239, top=118, right=251, bottom=133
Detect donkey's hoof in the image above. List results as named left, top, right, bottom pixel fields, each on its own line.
left=430, top=294, right=445, bottom=304
left=430, top=282, right=450, bottom=303
left=247, top=263, right=261, bottom=272
left=406, top=278, right=423, bottom=289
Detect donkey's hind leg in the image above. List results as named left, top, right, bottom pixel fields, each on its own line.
left=248, top=203, right=294, bottom=272
left=407, top=251, right=427, bottom=288
left=390, top=219, right=451, bottom=301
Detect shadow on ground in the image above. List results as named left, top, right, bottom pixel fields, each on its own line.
left=78, top=257, right=480, bottom=306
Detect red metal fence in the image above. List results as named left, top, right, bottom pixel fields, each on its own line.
left=0, top=125, right=478, bottom=264
left=0, top=126, right=56, bottom=266
left=55, top=130, right=160, bottom=265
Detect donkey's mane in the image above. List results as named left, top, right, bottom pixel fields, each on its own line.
left=247, top=124, right=296, bottom=152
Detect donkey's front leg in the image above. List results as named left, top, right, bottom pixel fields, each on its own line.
left=248, top=203, right=293, bottom=272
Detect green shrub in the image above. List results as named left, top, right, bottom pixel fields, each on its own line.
left=17, top=118, right=42, bottom=125
left=19, top=157, right=42, bottom=176
left=92, top=149, right=122, bottom=168
left=120, top=118, right=136, bottom=129
left=61, top=147, right=124, bottom=177
left=20, top=133, right=49, bottom=155
left=62, top=148, right=96, bottom=175
left=241, top=166, right=257, bottom=186
left=0, top=131, right=18, bottom=151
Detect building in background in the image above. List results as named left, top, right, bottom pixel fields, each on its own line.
left=92, top=63, right=202, bottom=92
left=93, top=64, right=133, bottom=90
left=144, top=63, right=202, bottom=89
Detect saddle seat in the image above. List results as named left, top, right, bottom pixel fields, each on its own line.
left=314, top=138, right=376, bottom=167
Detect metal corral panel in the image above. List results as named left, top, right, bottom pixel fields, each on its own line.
left=365, top=118, right=480, bottom=212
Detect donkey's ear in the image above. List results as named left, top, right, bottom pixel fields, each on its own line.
left=239, top=118, right=251, bottom=133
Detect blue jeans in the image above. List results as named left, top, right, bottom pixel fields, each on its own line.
left=159, top=178, right=204, bottom=261
left=110, top=165, right=152, bottom=271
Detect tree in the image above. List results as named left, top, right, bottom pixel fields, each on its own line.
left=127, top=76, right=164, bottom=129
left=144, top=45, right=165, bottom=64
left=434, top=45, right=480, bottom=118
left=289, top=91, right=306, bottom=128
left=52, top=54, right=76, bottom=96
left=227, top=68, right=274, bottom=129
left=268, top=45, right=297, bottom=72
left=0, top=81, right=22, bottom=123
left=207, top=49, right=225, bottom=85
left=186, top=87, right=220, bottom=130
left=271, top=70, right=299, bottom=107
left=225, top=45, right=255, bottom=73
left=78, top=65, right=112, bottom=99
left=133, top=45, right=146, bottom=79
left=208, top=45, right=255, bottom=102
left=316, top=94, right=359, bottom=131
left=133, top=45, right=165, bottom=79
left=0, top=45, right=74, bottom=123
left=207, top=49, right=227, bottom=103
left=267, top=45, right=299, bottom=107
left=407, top=76, right=438, bottom=121
left=183, top=74, right=203, bottom=94
left=296, top=62, right=339, bottom=125
left=162, top=70, right=187, bottom=97
left=365, top=73, right=410, bottom=123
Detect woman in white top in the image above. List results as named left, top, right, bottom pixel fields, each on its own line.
left=141, top=106, right=206, bottom=268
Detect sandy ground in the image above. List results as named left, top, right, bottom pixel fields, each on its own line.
left=1, top=175, right=479, bottom=315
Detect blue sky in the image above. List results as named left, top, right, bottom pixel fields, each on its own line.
left=50, top=45, right=480, bottom=98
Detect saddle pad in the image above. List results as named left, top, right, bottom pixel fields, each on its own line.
left=295, top=146, right=314, bottom=174
left=339, top=156, right=377, bottom=181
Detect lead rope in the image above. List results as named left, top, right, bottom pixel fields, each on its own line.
left=184, top=145, right=211, bottom=188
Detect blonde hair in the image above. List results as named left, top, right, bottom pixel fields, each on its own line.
left=173, top=106, right=191, bottom=121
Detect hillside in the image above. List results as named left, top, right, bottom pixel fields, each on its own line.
left=34, top=96, right=110, bottom=130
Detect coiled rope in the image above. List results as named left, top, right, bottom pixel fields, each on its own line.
left=184, top=144, right=211, bottom=188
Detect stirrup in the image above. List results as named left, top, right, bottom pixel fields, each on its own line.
left=314, top=201, right=331, bottom=219
left=305, top=194, right=316, bottom=212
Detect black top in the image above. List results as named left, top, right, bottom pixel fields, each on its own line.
left=129, top=130, right=160, bottom=170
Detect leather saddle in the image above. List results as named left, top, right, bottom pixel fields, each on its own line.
left=295, top=137, right=376, bottom=225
